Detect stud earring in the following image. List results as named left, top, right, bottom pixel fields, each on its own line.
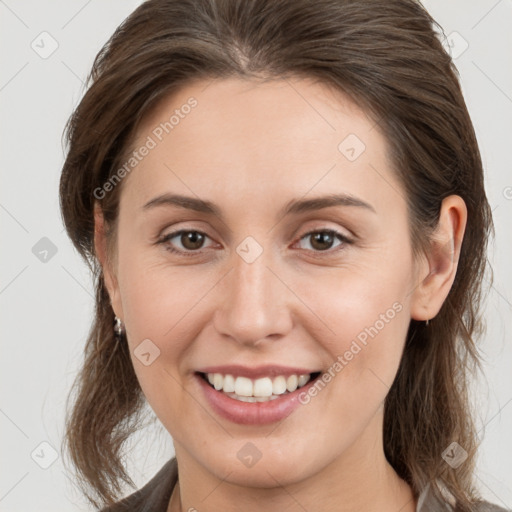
left=114, top=316, right=125, bottom=337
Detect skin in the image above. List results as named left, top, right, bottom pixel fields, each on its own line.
left=95, top=77, right=467, bottom=512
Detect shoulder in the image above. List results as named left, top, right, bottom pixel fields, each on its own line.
left=100, top=457, right=178, bottom=512
left=416, top=483, right=510, bottom=512
left=471, top=503, right=511, bottom=512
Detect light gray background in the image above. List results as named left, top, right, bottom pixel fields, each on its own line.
left=0, top=1, right=511, bottom=510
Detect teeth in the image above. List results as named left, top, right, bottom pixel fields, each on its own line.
left=204, top=372, right=314, bottom=400
left=213, top=373, right=223, bottom=390
left=298, top=374, right=310, bottom=387
left=286, top=374, right=298, bottom=392
left=223, top=374, right=235, bottom=393
left=272, top=376, right=287, bottom=395
left=234, top=376, right=253, bottom=397
left=254, top=377, right=273, bottom=397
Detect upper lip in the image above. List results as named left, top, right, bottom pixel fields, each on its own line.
left=195, top=365, right=321, bottom=379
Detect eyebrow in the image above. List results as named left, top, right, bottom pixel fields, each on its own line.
left=142, top=192, right=376, bottom=218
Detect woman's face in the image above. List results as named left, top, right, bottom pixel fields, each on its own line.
left=104, top=77, right=424, bottom=486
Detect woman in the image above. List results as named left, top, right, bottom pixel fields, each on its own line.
left=59, top=0, right=509, bottom=511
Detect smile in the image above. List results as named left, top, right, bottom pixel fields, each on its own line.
left=194, top=364, right=324, bottom=424
left=200, top=372, right=321, bottom=402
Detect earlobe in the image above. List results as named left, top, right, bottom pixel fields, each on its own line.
left=410, top=195, right=467, bottom=322
left=94, top=204, right=123, bottom=319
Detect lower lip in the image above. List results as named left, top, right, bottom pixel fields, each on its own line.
left=195, top=373, right=319, bottom=425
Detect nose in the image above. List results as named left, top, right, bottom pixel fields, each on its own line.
left=213, top=245, right=293, bottom=347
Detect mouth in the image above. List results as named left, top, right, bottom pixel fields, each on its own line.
left=196, top=371, right=322, bottom=403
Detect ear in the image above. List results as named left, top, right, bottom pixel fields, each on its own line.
left=410, top=195, right=467, bottom=322
left=94, top=203, right=124, bottom=320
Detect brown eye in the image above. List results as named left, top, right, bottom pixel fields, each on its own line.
left=179, top=231, right=205, bottom=250
left=296, top=230, right=351, bottom=253
left=310, top=232, right=336, bottom=251
left=159, top=230, right=214, bottom=255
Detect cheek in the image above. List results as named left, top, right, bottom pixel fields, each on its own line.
left=299, top=259, right=411, bottom=344
left=116, top=261, right=211, bottom=431
left=119, top=280, right=206, bottom=382
left=117, top=245, right=210, bottom=336
left=294, top=257, right=412, bottom=401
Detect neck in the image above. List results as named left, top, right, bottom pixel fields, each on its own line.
left=168, top=412, right=416, bottom=512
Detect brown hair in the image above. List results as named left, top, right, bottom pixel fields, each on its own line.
left=59, top=0, right=493, bottom=509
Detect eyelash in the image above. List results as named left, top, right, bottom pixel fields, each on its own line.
left=156, top=228, right=353, bottom=257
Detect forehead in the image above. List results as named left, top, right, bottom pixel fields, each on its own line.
left=134, top=76, right=377, bottom=160
left=122, top=77, right=404, bottom=218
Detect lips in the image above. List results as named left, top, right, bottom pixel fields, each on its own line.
left=194, top=365, right=323, bottom=425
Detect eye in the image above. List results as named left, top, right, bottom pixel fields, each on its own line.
left=295, top=229, right=352, bottom=253
left=157, top=228, right=352, bottom=257
left=157, top=230, right=215, bottom=255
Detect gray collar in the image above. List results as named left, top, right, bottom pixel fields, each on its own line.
left=416, top=483, right=453, bottom=512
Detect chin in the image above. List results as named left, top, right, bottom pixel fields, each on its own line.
left=196, top=441, right=330, bottom=488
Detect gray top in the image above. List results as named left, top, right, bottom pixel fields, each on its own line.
left=101, top=457, right=510, bottom=512
left=416, top=481, right=510, bottom=512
